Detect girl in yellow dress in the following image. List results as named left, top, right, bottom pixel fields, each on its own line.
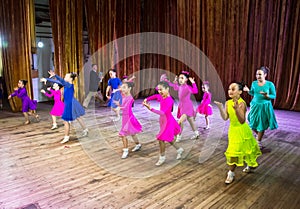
left=214, top=82, right=262, bottom=184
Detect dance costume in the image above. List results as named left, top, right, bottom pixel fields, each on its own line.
left=225, top=98, right=261, bottom=167
left=46, top=76, right=85, bottom=121
left=44, top=89, right=64, bottom=116
left=168, top=82, right=198, bottom=118
left=247, top=81, right=278, bottom=132
left=119, top=95, right=142, bottom=136
left=145, top=94, right=181, bottom=142
left=107, top=77, right=122, bottom=108
left=10, top=87, right=37, bottom=112
left=197, top=92, right=213, bottom=116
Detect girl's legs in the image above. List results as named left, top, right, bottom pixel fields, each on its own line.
left=131, top=135, right=142, bottom=152
left=121, top=136, right=129, bottom=159
left=112, top=107, right=121, bottom=121
left=225, top=159, right=236, bottom=184
left=176, top=114, right=187, bottom=142
left=77, top=117, right=88, bottom=136
left=257, top=131, right=265, bottom=149
left=253, top=129, right=264, bottom=149
left=187, top=116, right=199, bottom=139
left=61, top=121, right=70, bottom=143
left=23, top=112, right=30, bottom=124
left=156, top=141, right=166, bottom=166
left=51, top=115, right=58, bottom=129
left=170, top=141, right=184, bottom=159
left=204, top=115, right=210, bottom=129
left=29, top=110, right=39, bottom=121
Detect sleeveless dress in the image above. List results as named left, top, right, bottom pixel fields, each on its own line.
left=247, top=80, right=278, bottom=132
left=119, top=95, right=142, bottom=136
left=197, top=92, right=213, bottom=116
left=225, top=98, right=261, bottom=167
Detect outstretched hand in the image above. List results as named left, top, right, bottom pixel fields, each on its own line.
left=40, top=89, right=46, bottom=94
left=48, top=70, right=55, bottom=77
left=40, top=78, right=47, bottom=85
left=143, top=99, right=151, bottom=110
left=214, top=101, right=223, bottom=108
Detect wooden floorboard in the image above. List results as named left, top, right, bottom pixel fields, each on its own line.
left=0, top=99, right=299, bottom=209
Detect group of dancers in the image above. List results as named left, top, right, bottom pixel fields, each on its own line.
left=7, top=66, right=278, bottom=184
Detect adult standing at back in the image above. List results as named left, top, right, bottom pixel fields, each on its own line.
left=244, top=66, right=278, bottom=150
left=83, top=64, right=104, bottom=108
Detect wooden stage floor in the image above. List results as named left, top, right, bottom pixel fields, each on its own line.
left=0, top=100, right=299, bottom=209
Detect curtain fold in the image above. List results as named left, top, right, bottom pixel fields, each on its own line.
left=49, top=0, right=84, bottom=101
left=84, top=0, right=141, bottom=98
left=0, top=0, right=35, bottom=112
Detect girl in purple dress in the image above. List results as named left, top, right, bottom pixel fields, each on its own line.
left=114, top=82, right=142, bottom=159
left=8, top=80, right=39, bottom=124
left=143, top=81, right=184, bottom=166
left=196, top=81, right=213, bottom=129
left=167, top=71, right=199, bottom=141
left=41, top=82, right=64, bottom=130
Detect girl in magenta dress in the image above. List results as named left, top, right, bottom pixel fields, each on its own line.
left=8, top=80, right=39, bottom=124
left=196, top=81, right=213, bottom=129
left=41, top=82, right=64, bottom=130
left=143, top=81, right=184, bottom=166
left=167, top=71, right=199, bottom=141
left=114, top=82, right=142, bottom=159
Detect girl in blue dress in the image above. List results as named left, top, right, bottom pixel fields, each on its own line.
left=244, top=66, right=278, bottom=149
left=105, top=69, right=122, bottom=121
left=41, top=71, right=88, bottom=143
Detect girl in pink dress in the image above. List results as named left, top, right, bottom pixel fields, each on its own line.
left=114, top=82, right=142, bottom=159
left=196, top=81, right=213, bottom=129
left=143, top=81, right=184, bottom=166
left=167, top=71, right=199, bottom=141
left=41, top=82, right=64, bottom=130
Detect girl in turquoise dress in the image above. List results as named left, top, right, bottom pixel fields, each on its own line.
left=215, top=82, right=261, bottom=184
left=244, top=66, right=278, bottom=149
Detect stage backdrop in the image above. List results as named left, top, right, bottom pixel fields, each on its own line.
left=1, top=0, right=299, bottom=111
left=82, top=0, right=299, bottom=110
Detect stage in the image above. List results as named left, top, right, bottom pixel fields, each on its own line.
left=0, top=100, right=299, bottom=208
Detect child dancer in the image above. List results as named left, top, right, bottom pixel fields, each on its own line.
left=8, top=80, right=39, bottom=124
left=143, top=81, right=184, bottom=166
left=41, top=82, right=64, bottom=129
left=114, top=82, right=142, bottom=159
left=167, top=71, right=199, bottom=141
left=196, top=81, right=213, bottom=129
left=214, top=82, right=261, bottom=184
left=243, top=66, right=278, bottom=149
left=41, top=71, right=88, bottom=143
left=106, top=69, right=122, bottom=121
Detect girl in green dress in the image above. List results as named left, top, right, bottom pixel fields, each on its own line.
left=215, top=82, right=262, bottom=184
